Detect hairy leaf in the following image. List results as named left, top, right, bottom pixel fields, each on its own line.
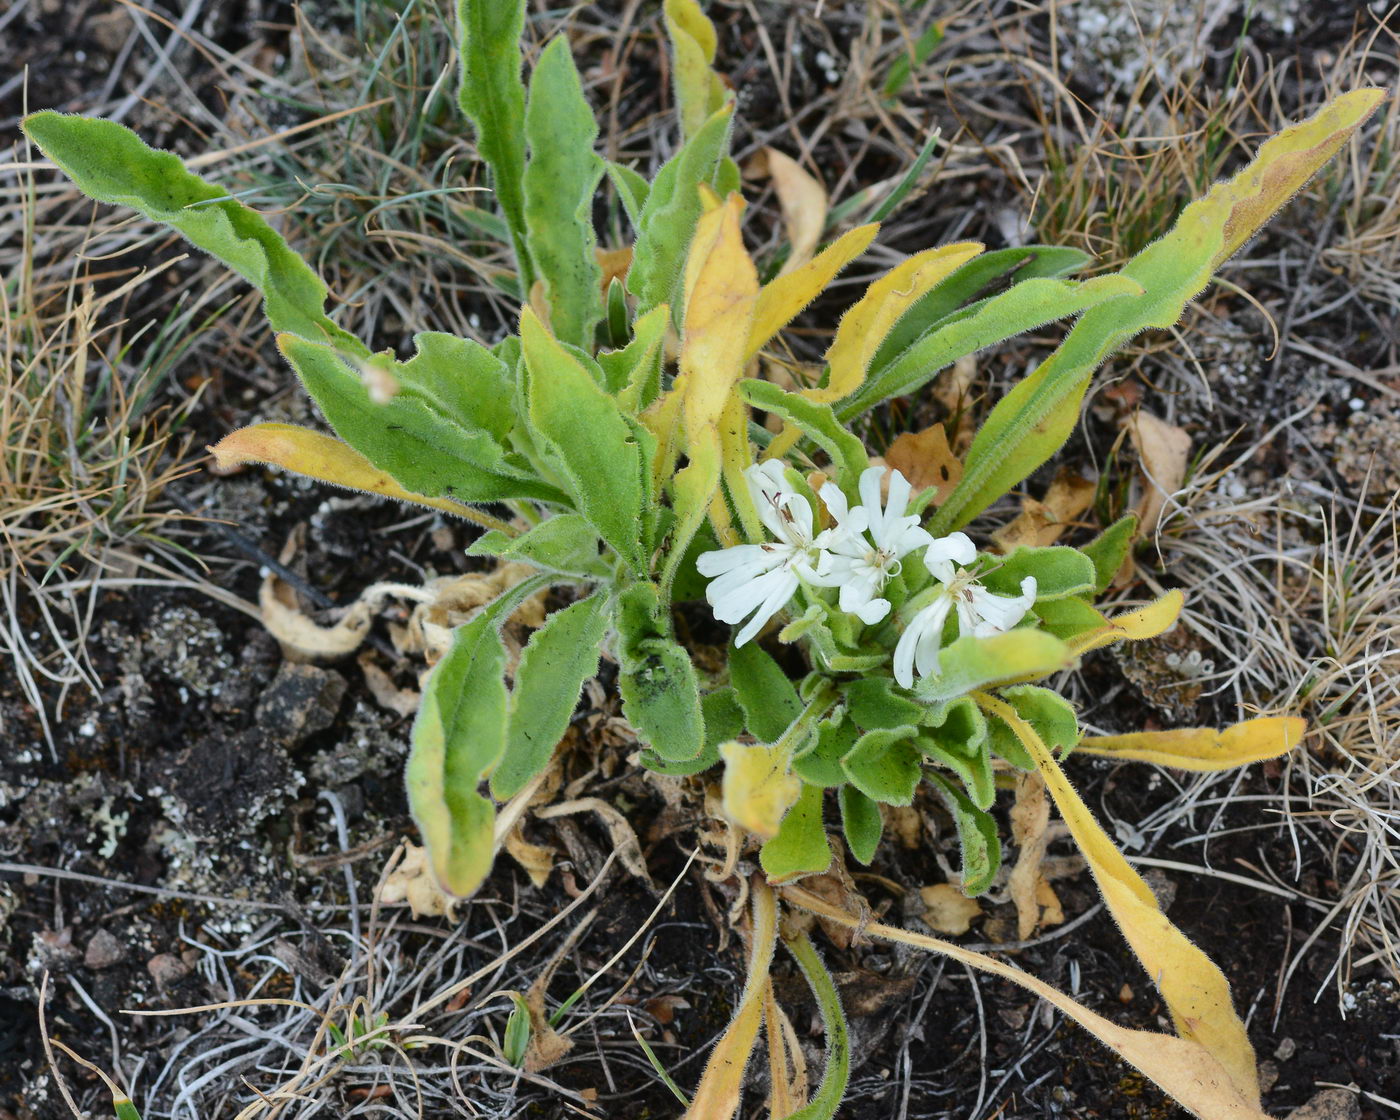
left=839, top=785, right=883, bottom=865
left=760, top=781, right=832, bottom=882
left=491, top=593, right=609, bottom=799
left=524, top=37, right=605, bottom=347
left=841, top=727, right=922, bottom=805
left=22, top=111, right=363, bottom=353
left=520, top=308, right=648, bottom=575
left=841, top=273, right=1139, bottom=422
left=927, top=771, right=1001, bottom=896
left=627, top=105, right=734, bottom=316
left=457, top=0, right=532, bottom=284
left=664, top=0, right=728, bottom=140
left=932, top=90, right=1385, bottom=533
left=730, top=640, right=803, bottom=742
left=912, top=629, right=1074, bottom=705
left=279, top=335, right=566, bottom=505
left=209, top=423, right=479, bottom=518
left=407, top=574, right=549, bottom=896
left=466, top=514, right=606, bottom=577
left=1076, top=716, right=1304, bottom=770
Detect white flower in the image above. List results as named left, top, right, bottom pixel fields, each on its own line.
left=892, top=532, right=1038, bottom=688
left=816, top=466, right=932, bottom=625
left=697, top=461, right=829, bottom=647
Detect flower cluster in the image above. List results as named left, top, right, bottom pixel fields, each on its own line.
left=697, top=463, right=1037, bottom=687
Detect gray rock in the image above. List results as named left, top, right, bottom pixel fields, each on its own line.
left=84, top=929, right=125, bottom=970
left=256, top=662, right=347, bottom=747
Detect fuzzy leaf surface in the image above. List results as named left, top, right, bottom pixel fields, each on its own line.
left=524, top=37, right=605, bottom=347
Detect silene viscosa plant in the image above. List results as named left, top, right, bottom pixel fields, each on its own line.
left=22, top=1, right=1386, bottom=1116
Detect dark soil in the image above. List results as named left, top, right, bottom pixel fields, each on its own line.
left=3, top=1, right=1398, bottom=1117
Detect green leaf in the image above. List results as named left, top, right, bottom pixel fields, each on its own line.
left=870, top=245, right=1091, bottom=374
left=927, top=771, right=1001, bottom=896
left=921, top=697, right=993, bottom=807
left=982, top=545, right=1095, bottom=601
left=739, top=380, right=869, bottom=487
left=466, top=514, right=607, bottom=577
left=730, top=640, right=802, bottom=742
left=912, top=629, right=1073, bottom=706
left=882, top=18, right=944, bottom=98
left=491, top=592, right=609, bottom=799
left=638, top=686, right=739, bottom=776
left=279, top=335, right=567, bottom=505
left=1081, top=513, right=1138, bottom=593
left=22, top=112, right=363, bottom=354
left=843, top=676, right=924, bottom=731
left=504, top=992, right=531, bottom=1067
left=793, top=711, right=857, bottom=788
left=1032, top=596, right=1109, bottom=642
left=520, top=309, right=649, bottom=575
left=395, top=332, right=514, bottom=440
left=616, top=583, right=705, bottom=762
left=985, top=685, right=1078, bottom=770
left=524, top=37, right=605, bottom=348
left=783, top=929, right=851, bottom=1120
left=839, top=785, right=883, bottom=865
left=931, top=90, right=1385, bottom=534
left=607, top=161, right=651, bottom=227
left=841, top=727, right=922, bottom=806
left=841, top=273, right=1140, bottom=422
left=627, top=104, right=734, bottom=317
left=605, top=303, right=670, bottom=410
left=604, top=276, right=631, bottom=350
left=760, top=781, right=831, bottom=882
left=406, top=574, right=549, bottom=896
left=457, top=0, right=532, bottom=286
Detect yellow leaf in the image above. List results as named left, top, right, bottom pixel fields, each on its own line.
left=209, top=423, right=478, bottom=519
left=761, top=147, right=828, bottom=273
left=720, top=741, right=801, bottom=840
left=746, top=223, right=878, bottom=360
left=785, top=884, right=1279, bottom=1120
left=677, top=192, right=759, bottom=443
left=817, top=241, right=984, bottom=403
left=976, top=693, right=1263, bottom=1107
left=1201, top=88, right=1386, bottom=270
left=664, top=0, right=728, bottom=141
left=683, top=879, right=777, bottom=1120
left=1076, top=716, right=1305, bottom=770
left=1068, top=589, right=1184, bottom=655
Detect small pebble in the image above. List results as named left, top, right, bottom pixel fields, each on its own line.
left=85, top=930, right=125, bottom=970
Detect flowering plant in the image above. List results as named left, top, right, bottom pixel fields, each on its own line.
left=21, top=0, right=1385, bottom=1116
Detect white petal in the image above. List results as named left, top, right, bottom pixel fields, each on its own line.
left=772, top=491, right=816, bottom=548
left=697, top=544, right=773, bottom=577
left=818, top=480, right=849, bottom=525
left=887, top=520, right=934, bottom=561
left=855, top=597, right=891, bottom=625
left=965, top=582, right=1035, bottom=634
left=916, top=597, right=954, bottom=678
left=733, top=569, right=799, bottom=647
left=858, top=466, right=886, bottom=537
left=884, top=468, right=912, bottom=530
left=837, top=569, right=882, bottom=616
left=924, top=532, right=977, bottom=583
left=895, top=595, right=951, bottom=686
